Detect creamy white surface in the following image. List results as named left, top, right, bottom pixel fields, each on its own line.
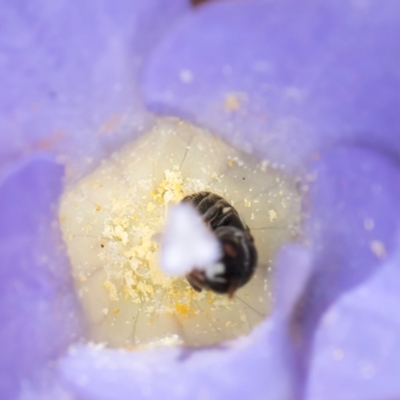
left=59, top=117, right=301, bottom=348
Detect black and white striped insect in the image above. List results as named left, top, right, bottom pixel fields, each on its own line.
left=181, top=191, right=257, bottom=297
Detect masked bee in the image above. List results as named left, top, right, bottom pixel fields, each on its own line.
left=181, top=191, right=257, bottom=296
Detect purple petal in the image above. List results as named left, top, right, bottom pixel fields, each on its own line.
left=0, top=156, right=82, bottom=399
left=144, top=1, right=400, bottom=169
left=290, top=147, right=400, bottom=393
left=0, top=0, right=189, bottom=171
left=306, top=246, right=400, bottom=399
left=273, top=244, right=313, bottom=318
left=59, top=318, right=295, bottom=400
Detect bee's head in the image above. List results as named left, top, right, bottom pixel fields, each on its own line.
left=186, top=226, right=257, bottom=296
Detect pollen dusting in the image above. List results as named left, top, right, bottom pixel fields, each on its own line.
left=97, top=167, right=220, bottom=316
left=59, top=117, right=302, bottom=349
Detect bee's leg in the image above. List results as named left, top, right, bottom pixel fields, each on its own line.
left=227, top=282, right=238, bottom=299
left=186, top=269, right=206, bottom=292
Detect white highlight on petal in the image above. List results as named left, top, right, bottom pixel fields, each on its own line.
left=159, top=202, right=222, bottom=277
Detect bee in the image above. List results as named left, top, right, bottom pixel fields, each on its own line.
left=181, top=191, right=257, bottom=297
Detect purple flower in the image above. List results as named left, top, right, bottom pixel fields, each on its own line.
left=2, top=1, right=400, bottom=399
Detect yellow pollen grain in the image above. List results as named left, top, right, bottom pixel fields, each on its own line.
left=103, top=280, right=119, bottom=301
left=175, top=303, right=195, bottom=316
left=269, top=209, right=278, bottom=222
left=146, top=202, right=156, bottom=213
left=89, top=182, right=103, bottom=189
left=84, top=224, right=92, bottom=233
